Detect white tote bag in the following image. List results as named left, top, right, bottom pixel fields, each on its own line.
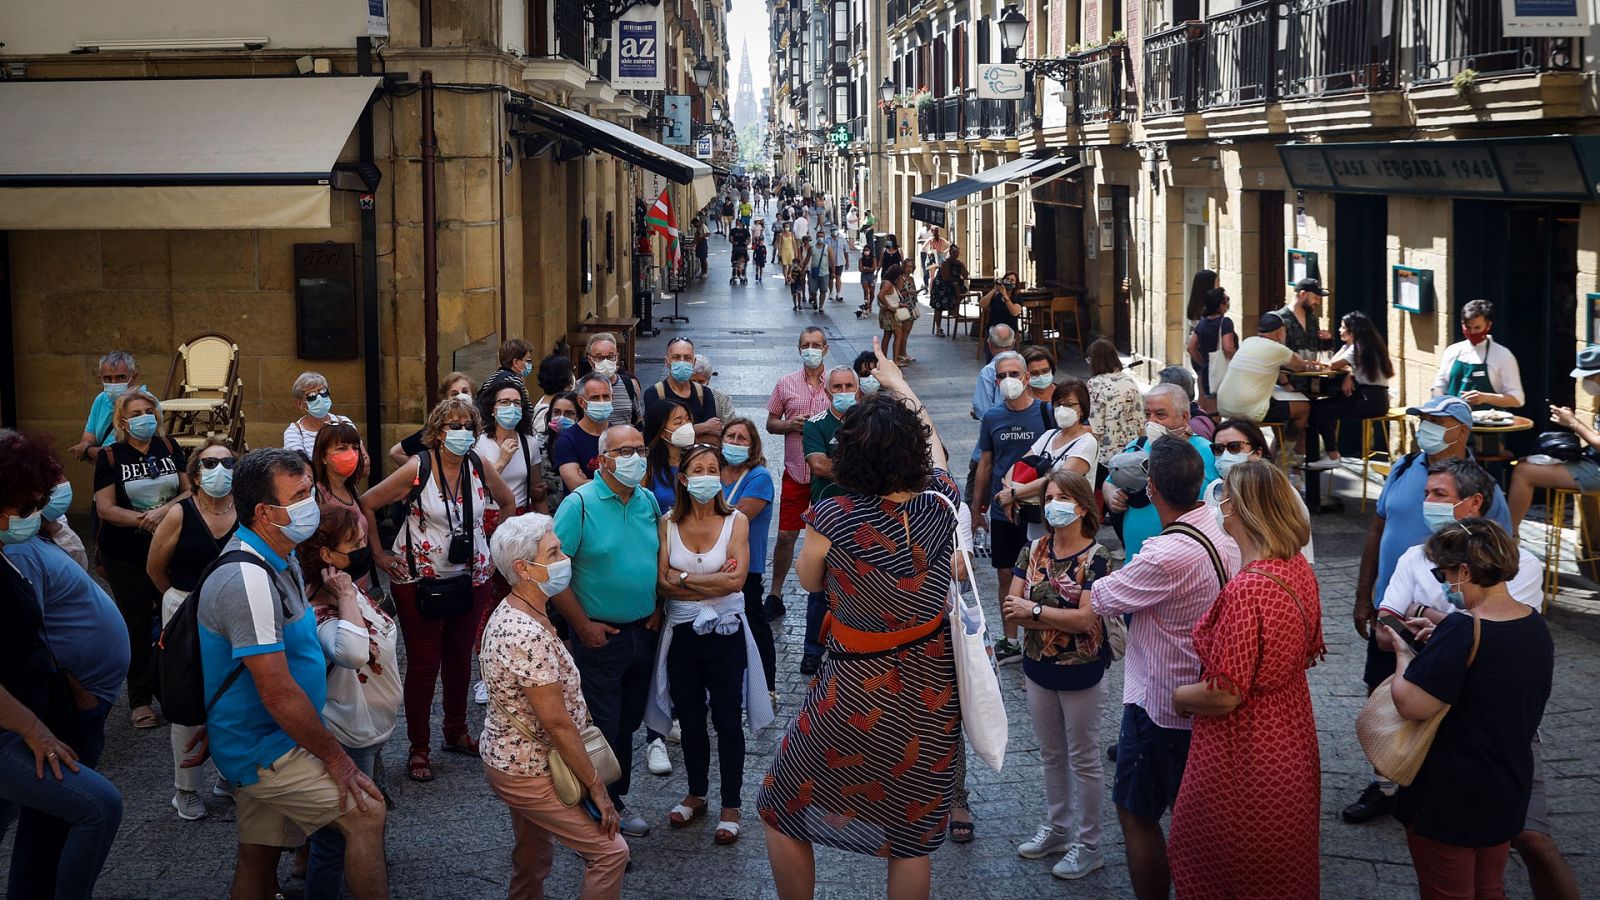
left=926, top=491, right=1008, bottom=771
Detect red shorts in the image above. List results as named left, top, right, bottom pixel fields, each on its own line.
left=779, top=471, right=812, bottom=532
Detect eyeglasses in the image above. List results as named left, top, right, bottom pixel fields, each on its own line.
left=199, top=457, right=236, bottom=470
left=493, top=398, right=521, bottom=408
left=1211, top=440, right=1256, bottom=455
left=605, top=446, right=645, bottom=458
left=442, top=422, right=474, bottom=431
left=303, top=389, right=330, bottom=402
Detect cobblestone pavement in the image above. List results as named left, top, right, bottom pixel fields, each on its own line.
left=33, top=235, right=1600, bottom=898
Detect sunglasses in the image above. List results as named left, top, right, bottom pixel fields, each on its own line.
left=303, top=389, right=330, bottom=402
left=199, top=457, right=236, bottom=470
left=1211, top=440, right=1256, bottom=455
left=442, top=422, right=474, bottom=431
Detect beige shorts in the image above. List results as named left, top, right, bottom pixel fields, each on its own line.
left=235, top=746, right=350, bottom=847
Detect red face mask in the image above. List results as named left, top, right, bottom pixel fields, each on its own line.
left=1465, top=331, right=1489, bottom=346
left=329, top=448, right=360, bottom=478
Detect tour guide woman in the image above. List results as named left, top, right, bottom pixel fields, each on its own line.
left=360, top=395, right=516, bottom=782
left=757, top=339, right=961, bottom=898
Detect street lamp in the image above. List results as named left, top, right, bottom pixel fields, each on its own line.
left=998, top=5, right=1029, bottom=52
left=692, top=56, right=713, bottom=89
left=879, top=78, right=896, bottom=104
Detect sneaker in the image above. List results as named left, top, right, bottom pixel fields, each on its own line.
left=473, top=680, right=489, bottom=705
left=800, top=653, right=822, bottom=676
left=647, top=738, right=672, bottom=776
left=213, top=780, right=237, bottom=800
left=666, top=722, right=682, bottom=743
left=1304, top=456, right=1342, bottom=471
left=1341, top=782, right=1395, bottom=824
left=171, top=789, right=208, bottom=821
left=993, top=638, right=1024, bottom=666
left=620, top=813, right=651, bottom=837
left=1017, top=824, right=1072, bottom=859
left=1052, top=844, right=1104, bottom=880
left=764, top=595, right=787, bottom=620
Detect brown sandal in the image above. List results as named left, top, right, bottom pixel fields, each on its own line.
left=441, top=734, right=480, bottom=757
left=407, top=751, right=435, bottom=782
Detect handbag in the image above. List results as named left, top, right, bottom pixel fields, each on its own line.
left=926, top=491, right=1008, bottom=771
left=405, top=449, right=478, bottom=619
left=488, top=691, right=621, bottom=807
left=1355, top=612, right=1480, bottom=787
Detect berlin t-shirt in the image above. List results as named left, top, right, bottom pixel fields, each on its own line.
left=93, top=438, right=187, bottom=563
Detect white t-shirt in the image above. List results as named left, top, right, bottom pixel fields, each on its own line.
left=1380, top=544, right=1542, bottom=616
left=475, top=432, right=541, bottom=511
left=1217, top=336, right=1294, bottom=422
left=793, top=216, right=810, bottom=240
left=282, top=414, right=355, bottom=459
left=1021, top=428, right=1101, bottom=540
left=317, top=593, right=401, bottom=748
left=1333, top=343, right=1392, bottom=386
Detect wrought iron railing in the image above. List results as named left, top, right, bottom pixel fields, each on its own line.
left=1199, top=0, right=1276, bottom=108
left=1017, top=79, right=1036, bottom=131
left=928, top=94, right=964, bottom=139
left=1406, top=0, right=1580, bottom=82
left=1073, top=43, right=1128, bottom=124
left=1281, top=0, right=1391, bottom=96
left=848, top=115, right=866, bottom=141
left=1143, top=22, right=1205, bottom=116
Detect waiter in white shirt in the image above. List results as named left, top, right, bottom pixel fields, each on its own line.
left=1431, top=298, right=1525, bottom=410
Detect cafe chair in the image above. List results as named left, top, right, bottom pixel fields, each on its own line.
left=1342, top=408, right=1410, bottom=513
left=1542, top=486, right=1600, bottom=610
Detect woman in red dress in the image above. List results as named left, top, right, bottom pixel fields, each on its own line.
left=1169, top=460, right=1324, bottom=899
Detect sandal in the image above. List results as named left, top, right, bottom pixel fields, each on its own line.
left=131, top=706, right=160, bottom=729
left=441, top=734, right=480, bottom=757
left=668, top=798, right=707, bottom=828
left=949, top=817, right=975, bottom=843
left=714, top=817, right=741, bottom=845
left=407, top=751, right=435, bottom=782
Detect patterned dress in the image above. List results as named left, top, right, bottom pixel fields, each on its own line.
left=757, top=471, right=963, bottom=859
left=1168, top=555, right=1325, bottom=900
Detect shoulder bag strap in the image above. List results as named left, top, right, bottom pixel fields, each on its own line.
left=1162, top=522, right=1229, bottom=588
left=516, top=434, right=534, bottom=509
left=923, top=489, right=981, bottom=606
left=1466, top=611, right=1481, bottom=668
left=1246, top=567, right=1313, bottom=653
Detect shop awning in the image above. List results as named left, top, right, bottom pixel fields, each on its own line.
left=1278, top=136, right=1600, bottom=201
left=0, top=76, right=380, bottom=230
left=512, top=98, right=716, bottom=213
left=910, top=153, right=1084, bottom=228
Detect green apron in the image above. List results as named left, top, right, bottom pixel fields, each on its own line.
left=1444, top=339, right=1497, bottom=411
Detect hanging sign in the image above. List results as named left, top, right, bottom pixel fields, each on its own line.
left=612, top=3, right=666, bottom=90
left=367, top=0, right=389, bottom=37
left=976, top=64, right=1027, bottom=99
left=662, top=94, right=692, bottom=145
left=695, top=136, right=713, bottom=159
left=1502, top=0, right=1590, bottom=35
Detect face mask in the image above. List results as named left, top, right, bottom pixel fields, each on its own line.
left=329, top=448, right=360, bottom=478
left=1465, top=332, right=1488, bottom=346
left=1422, top=499, right=1460, bottom=532
left=275, top=495, right=321, bottom=545
left=452, top=391, right=473, bottom=403
left=722, top=443, right=750, bottom=466
left=670, top=361, right=695, bottom=382
left=1054, top=406, right=1079, bottom=430
left=686, top=475, right=724, bottom=502
left=1029, top=373, right=1054, bottom=391
left=551, top=415, right=575, bottom=432
left=999, top=377, right=1026, bottom=401
left=800, top=348, right=825, bottom=369
left=128, top=413, right=159, bottom=441
left=43, top=482, right=72, bottom=521
left=1215, top=450, right=1252, bottom=477
left=1584, top=377, right=1600, bottom=397
left=443, top=428, right=476, bottom=456
left=1206, top=490, right=1230, bottom=534
left=521, top=361, right=533, bottom=377
left=591, top=359, right=619, bottom=379
left=1416, top=420, right=1455, bottom=456
left=201, top=464, right=234, bottom=498
left=832, top=392, right=857, bottom=414
left=611, top=453, right=647, bottom=487
left=495, top=405, right=524, bottom=430
left=1443, top=576, right=1466, bottom=609
left=668, top=422, right=696, bottom=448
left=103, top=382, right=129, bottom=398
left=1144, top=421, right=1172, bottom=444
left=0, top=509, right=41, bottom=545
left=1043, top=500, right=1079, bottom=528
left=306, top=394, right=333, bottom=419
left=338, top=546, right=372, bottom=577
left=585, top=400, right=613, bottom=423
left=530, top=558, right=572, bottom=597
left=859, top=375, right=881, bottom=395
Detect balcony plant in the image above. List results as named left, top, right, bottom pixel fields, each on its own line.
left=1452, top=68, right=1478, bottom=99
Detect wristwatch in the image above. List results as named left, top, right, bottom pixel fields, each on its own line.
left=677, top=571, right=689, bottom=588
left=1031, top=603, right=1043, bottom=622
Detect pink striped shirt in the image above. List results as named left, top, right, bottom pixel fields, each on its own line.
left=1090, top=505, right=1241, bottom=730
left=766, top=368, right=831, bottom=483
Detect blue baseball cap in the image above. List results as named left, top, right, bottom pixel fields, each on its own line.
left=1406, top=396, right=1472, bottom=428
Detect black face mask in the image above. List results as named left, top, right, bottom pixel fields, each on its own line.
left=339, top=546, right=373, bottom=576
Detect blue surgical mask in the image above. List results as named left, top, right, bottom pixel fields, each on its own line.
left=1043, top=500, right=1079, bottom=527
left=859, top=375, right=881, bottom=395
left=611, top=453, right=647, bottom=487
left=1029, top=373, right=1054, bottom=391
left=306, top=394, right=333, bottom=419
left=274, top=495, right=321, bottom=545
left=200, top=464, right=234, bottom=498
left=1443, top=578, right=1466, bottom=609
left=532, top=558, right=572, bottom=597
left=585, top=400, right=614, bottom=423
left=522, top=361, right=534, bottom=377
left=102, top=382, right=129, bottom=398
left=800, top=348, right=825, bottom=369
left=551, top=415, right=575, bottom=432
left=0, top=509, right=41, bottom=545
left=1416, top=420, right=1454, bottom=456
left=128, top=413, right=158, bottom=441
left=722, top=443, right=751, bottom=466
left=495, top=405, right=524, bottom=429
left=1422, top=499, right=1459, bottom=532
left=443, top=428, right=476, bottom=456
left=831, top=392, right=857, bottom=413
left=670, top=361, right=695, bottom=382
left=686, top=475, right=723, bottom=502
left=42, top=482, right=72, bottom=521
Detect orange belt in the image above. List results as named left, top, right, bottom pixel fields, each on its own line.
left=820, top=609, right=946, bottom=655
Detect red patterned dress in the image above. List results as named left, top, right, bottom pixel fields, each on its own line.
left=756, top=472, right=962, bottom=859
left=1169, top=555, right=1325, bottom=900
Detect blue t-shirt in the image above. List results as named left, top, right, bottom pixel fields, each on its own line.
left=196, top=529, right=327, bottom=786
left=726, top=465, right=776, bottom=575
left=977, top=400, right=1044, bottom=523
left=1373, top=452, right=1511, bottom=606
left=1121, top=434, right=1219, bottom=558
left=552, top=424, right=602, bottom=480
left=969, top=362, right=999, bottom=463
left=83, top=384, right=148, bottom=446
left=3, top=538, right=130, bottom=704
left=649, top=465, right=679, bottom=513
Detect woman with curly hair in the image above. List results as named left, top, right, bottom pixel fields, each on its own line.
left=757, top=340, right=962, bottom=898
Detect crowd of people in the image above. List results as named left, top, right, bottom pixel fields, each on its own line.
left=0, top=236, right=1584, bottom=900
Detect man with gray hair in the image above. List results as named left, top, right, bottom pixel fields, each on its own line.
left=690, top=354, right=736, bottom=422
left=70, top=350, right=142, bottom=463
left=1103, top=383, right=1219, bottom=559
left=1158, top=366, right=1215, bottom=441
left=966, top=324, right=1019, bottom=506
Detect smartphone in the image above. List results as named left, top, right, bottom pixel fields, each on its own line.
left=579, top=795, right=602, bottom=824
left=1377, top=613, right=1422, bottom=653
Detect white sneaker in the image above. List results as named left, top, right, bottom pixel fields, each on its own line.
left=647, top=738, right=672, bottom=776
left=474, top=680, right=489, bottom=705
left=1052, top=843, right=1105, bottom=880
left=212, top=780, right=236, bottom=800
left=1017, top=823, right=1072, bottom=859
left=666, top=721, right=682, bottom=743
left=171, top=789, right=208, bottom=821
left=1304, top=456, right=1342, bottom=471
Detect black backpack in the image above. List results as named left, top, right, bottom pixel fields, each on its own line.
left=155, top=548, right=288, bottom=727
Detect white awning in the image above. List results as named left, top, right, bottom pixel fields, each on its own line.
left=0, top=76, right=380, bottom=229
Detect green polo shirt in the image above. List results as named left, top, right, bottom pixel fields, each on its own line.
left=553, top=474, right=661, bottom=624
left=802, top=409, right=847, bottom=504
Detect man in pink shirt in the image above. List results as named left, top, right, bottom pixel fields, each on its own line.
left=764, top=327, right=833, bottom=671
left=1019, top=437, right=1239, bottom=897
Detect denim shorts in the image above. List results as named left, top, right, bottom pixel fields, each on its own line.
left=1564, top=458, right=1600, bottom=493
left=1111, top=703, right=1191, bottom=821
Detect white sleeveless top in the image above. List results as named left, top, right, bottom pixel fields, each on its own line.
left=389, top=454, right=493, bottom=586
left=666, top=515, right=740, bottom=605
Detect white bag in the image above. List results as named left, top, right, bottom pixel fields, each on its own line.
left=1206, top=347, right=1229, bottom=394
left=926, top=491, right=1008, bottom=771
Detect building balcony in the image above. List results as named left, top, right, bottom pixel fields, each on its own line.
left=1073, top=43, right=1130, bottom=127
left=1141, top=22, right=1207, bottom=140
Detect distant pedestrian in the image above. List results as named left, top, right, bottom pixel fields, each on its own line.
left=694, top=219, right=711, bottom=279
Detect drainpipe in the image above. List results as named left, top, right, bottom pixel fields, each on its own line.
left=0, top=235, right=14, bottom=428
left=357, top=37, right=385, bottom=485
left=422, top=71, right=440, bottom=407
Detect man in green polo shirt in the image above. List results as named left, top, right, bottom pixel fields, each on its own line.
left=797, top=367, right=861, bottom=671
left=550, top=424, right=660, bottom=838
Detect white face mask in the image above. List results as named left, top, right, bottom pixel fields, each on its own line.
left=1216, top=450, right=1252, bottom=476
left=1206, top=485, right=1231, bottom=533
left=1145, top=421, right=1171, bottom=444
left=1054, top=406, right=1079, bottom=430
left=998, top=376, right=1026, bottom=401
left=591, top=358, right=618, bottom=379
left=668, top=422, right=696, bottom=448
